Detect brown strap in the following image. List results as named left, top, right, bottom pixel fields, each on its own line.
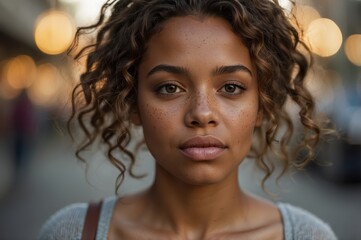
left=81, top=201, right=103, bottom=240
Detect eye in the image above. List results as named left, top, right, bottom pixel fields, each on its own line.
left=156, top=84, right=183, bottom=94
left=219, top=83, right=245, bottom=94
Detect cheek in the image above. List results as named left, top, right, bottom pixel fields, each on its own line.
left=139, top=104, right=181, bottom=164
left=140, top=103, right=178, bottom=139
left=227, top=103, right=260, bottom=141
left=141, top=105, right=161, bottom=131
left=240, top=109, right=257, bottom=129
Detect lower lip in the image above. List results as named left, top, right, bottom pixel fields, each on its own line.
left=180, top=147, right=225, bottom=161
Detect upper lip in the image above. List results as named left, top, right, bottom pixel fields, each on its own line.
left=179, top=136, right=227, bottom=149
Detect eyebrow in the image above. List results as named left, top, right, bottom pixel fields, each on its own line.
left=146, top=64, right=252, bottom=77
left=212, top=65, right=253, bottom=77
left=147, top=65, right=189, bottom=77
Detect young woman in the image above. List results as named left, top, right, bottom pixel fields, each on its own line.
left=39, top=0, right=337, bottom=239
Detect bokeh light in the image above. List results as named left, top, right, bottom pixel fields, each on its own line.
left=305, top=18, right=343, bottom=57
left=0, top=61, right=20, bottom=100
left=4, top=55, right=37, bottom=90
left=74, top=0, right=106, bottom=26
left=27, top=63, right=61, bottom=107
left=34, top=10, right=76, bottom=55
left=58, top=0, right=78, bottom=3
left=279, top=0, right=292, bottom=12
left=292, top=4, right=321, bottom=33
left=345, top=34, right=361, bottom=66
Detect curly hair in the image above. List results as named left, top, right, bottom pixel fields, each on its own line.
left=68, top=0, right=327, bottom=192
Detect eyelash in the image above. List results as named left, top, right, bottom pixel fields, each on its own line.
left=155, top=83, right=184, bottom=95
left=218, top=83, right=246, bottom=95
left=155, top=82, right=246, bottom=96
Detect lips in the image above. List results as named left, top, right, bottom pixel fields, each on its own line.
left=179, top=136, right=227, bottom=160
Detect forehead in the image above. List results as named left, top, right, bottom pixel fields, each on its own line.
left=140, top=15, right=253, bottom=72
left=145, top=15, right=244, bottom=50
left=157, top=15, right=234, bottom=40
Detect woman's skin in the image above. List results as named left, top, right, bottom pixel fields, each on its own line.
left=108, top=16, right=283, bottom=240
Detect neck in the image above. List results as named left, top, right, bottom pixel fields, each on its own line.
left=147, top=165, right=249, bottom=238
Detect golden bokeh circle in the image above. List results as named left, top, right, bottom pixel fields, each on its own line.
left=27, top=63, right=60, bottom=106
left=4, top=55, right=37, bottom=89
left=305, top=18, right=343, bottom=57
left=34, top=10, right=75, bottom=55
left=345, top=34, right=361, bottom=66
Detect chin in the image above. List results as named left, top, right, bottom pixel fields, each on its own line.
left=155, top=158, right=239, bottom=187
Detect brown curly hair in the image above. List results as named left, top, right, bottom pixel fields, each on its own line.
left=68, top=0, right=327, bottom=192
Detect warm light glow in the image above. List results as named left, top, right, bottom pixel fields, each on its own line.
left=305, top=18, right=343, bottom=57
left=59, top=0, right=79, bottom=3
left=292, top=5, right=321, bottom=31
left=0, top=80, right=20, bottom=100
left=345, top=34, right=361, bottom=66
left=4, top=55, right=37, bottom=90
left=34, top=10, right=75, bottom=55
left=278, top=0, right=292, bottom=12
left=74, top=0, right=106, bottom=26
left=27, top=63, right=60, bottom=106
left=0, top=60, right=20, bottom=100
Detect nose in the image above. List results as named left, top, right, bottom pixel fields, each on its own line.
left=184, top=91, right=218, bottom=128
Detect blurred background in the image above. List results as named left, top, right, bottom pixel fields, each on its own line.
left=0, top=0, right=360, bottom=239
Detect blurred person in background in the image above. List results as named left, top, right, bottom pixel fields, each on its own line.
left=9, top=90, right=35, bottom=183
left=38, top=0, right=337, bottom=239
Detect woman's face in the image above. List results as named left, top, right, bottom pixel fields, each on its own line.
left=134, top=16, right=262, bottom=185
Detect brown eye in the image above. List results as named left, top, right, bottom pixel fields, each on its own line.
left=220, top=83, right=244, bottom=94
left=224, top=84, right=237, bottom=93
left=157, top=84, right=182, bottom=94
left=165, top=84, right=177, bottom=93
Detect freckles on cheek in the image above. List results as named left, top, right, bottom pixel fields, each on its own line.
left=142, top=104, right=175, bottom=131
left=143, top=104, right=161, bottom=130
left=236, top=109, right=254, bottom=130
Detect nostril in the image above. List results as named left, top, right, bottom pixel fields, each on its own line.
left=190, top=120, right=216, bottom=127
left=191, top=120, right=199, bottom=126
left=208, top=120, right=216, bottom=125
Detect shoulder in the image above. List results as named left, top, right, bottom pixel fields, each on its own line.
left=278, top=202, right=337, bottom=240
left=38, top=202, right=88, bottom=240
left=38, top=196, right=118, bottom=240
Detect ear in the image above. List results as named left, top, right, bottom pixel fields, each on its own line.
left=130, top=107, right=142, bottom=126
left=255, top=109, right=263, bottom=127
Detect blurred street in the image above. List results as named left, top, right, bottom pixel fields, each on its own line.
left=0, top=0, right=361, bottom=239
left=0, top=127, right=361, bottom=240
